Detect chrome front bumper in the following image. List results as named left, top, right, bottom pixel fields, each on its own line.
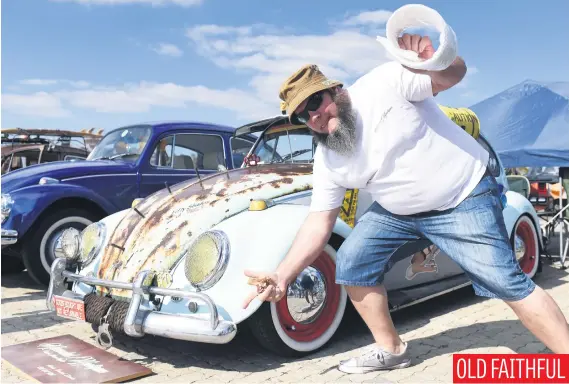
left=1, top=229, right=18, bottom=245
left=46, top=258, right=237, bottom=345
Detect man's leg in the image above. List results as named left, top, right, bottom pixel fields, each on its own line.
left=419, top=174, right=569, bottom=353
left=507, top=286, right=569, bottom=353
left=335, top=202, right=423, bottom=373
left=345, top=284, right=403, bottom=353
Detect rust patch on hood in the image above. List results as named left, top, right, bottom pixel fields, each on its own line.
left=97, top=164, right=314, bottom=297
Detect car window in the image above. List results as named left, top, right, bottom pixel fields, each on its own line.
left=253, top=126, right=316, bottom=164
left=64, top=155, right=87, bottom=161
left=41, top=151, right=60, bottom=163
left=87, top=125, right=151, bottom=162
left=1, top=154, right=13, bottom=174
left=10, top=149, right=41, bottom=171
left=150, top=133, right=226, bottom=171
left=477, top=137, right=501, bottom=177
left=150, top=136, right=174, bottom=168
left=230, top=137, right=254, bottom=167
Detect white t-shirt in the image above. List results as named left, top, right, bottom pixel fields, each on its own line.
left=310, top=61, right=489, bottom=216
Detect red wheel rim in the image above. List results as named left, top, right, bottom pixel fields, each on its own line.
left=516, top=220, right=537, bottom=274
left=274, top=250, right=341, bottom=342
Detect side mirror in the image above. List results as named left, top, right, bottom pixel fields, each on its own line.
left=506, top=175, right=531, bottom=199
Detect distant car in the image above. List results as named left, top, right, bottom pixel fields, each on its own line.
left=1, top=121, right=256, bottom=284
left=1, top=128, right=104, bottom=174
left=45, top=106, right=543, bottom=358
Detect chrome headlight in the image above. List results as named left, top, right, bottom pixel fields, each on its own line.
left=60, top=228, right=81, bottom=261
left=183, top=230, right=229, bottom=291
left=79, top=222, right=106, bottom=266
left=1, top=194, right=14, bottom=223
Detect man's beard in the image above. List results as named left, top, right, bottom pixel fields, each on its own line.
left=312, top=90, right=357, bottom=157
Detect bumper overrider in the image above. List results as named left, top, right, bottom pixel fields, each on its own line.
left=1, top=229, right=18, bottom=246
left=46, top=258, right=237, bottom=348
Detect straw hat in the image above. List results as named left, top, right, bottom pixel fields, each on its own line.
left=279, top=64, right=343, bottom=117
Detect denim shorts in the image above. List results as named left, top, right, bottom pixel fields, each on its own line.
left=335, top=171, right=536, bottom=301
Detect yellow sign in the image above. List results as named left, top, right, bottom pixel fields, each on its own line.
left=438, top=105, right=480, bottom=139
left=339, top=189, right=359, bottom=228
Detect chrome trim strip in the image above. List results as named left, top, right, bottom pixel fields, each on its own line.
left=389, top=281, right=472, bottom=312
left=272, top=190, right=313, bottom=204
left=62, top=174, right=138, bottom=181
left=140, top=173, right=208, bottom=177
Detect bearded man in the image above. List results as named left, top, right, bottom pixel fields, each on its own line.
left=243, top=34, right=569, bottom=373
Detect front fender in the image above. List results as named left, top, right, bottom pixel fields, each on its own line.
left=503, top=190, right=544, bottom=249
left=165, top=203, right=351, bottom=325
left=5, top=183, right=116, bottom=237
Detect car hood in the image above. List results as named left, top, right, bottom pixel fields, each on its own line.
left=96, top=163, right=315, bottom=298
left=1, top=160, right=134, bottom=192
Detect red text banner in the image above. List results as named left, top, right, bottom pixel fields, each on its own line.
left=453, top=354, right=569, bottom=383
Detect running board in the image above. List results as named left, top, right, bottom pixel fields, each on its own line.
left=387, top=274, right=472, bottom=311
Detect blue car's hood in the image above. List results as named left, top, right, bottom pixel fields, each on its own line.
left=1, top=160, right=135, bottom=193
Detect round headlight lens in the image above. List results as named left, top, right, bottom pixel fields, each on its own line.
left=60, top=228, right=81, bottom=261
left=184, top=230, right=229, bottom=291
left=79, top=222, right=106, bottom=266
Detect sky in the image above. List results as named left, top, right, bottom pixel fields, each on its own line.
left=2, top=0, right=569, bottom=133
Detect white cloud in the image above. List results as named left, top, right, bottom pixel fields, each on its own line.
left=69, top=80, right=91, bottom=88
left=186, top=12, right=394, bottom=111
left=19, top=79, right=91, bottom=88
left=2, top=92, right=71, bottom=117
left=152, top=43, right=183, bottom=57
left=4, top=9, right=396, bottom=122
left=341, top=10, right=393, bottom=26
left=19, top=79, right=59, bottom=86
left=2, top=82, right=274, bottom=121
left=55, top=82, right=272, bottom=119
left=50, top=0, right=203, bottom=6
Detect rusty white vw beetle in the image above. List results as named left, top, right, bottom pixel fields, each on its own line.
left=46, top=105, right=543, bottom=357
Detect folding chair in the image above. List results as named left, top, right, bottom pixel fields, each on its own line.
left=540, top=172, right=569, bottom=269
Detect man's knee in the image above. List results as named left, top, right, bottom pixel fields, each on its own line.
left=344, top=284, right=387, bottom=301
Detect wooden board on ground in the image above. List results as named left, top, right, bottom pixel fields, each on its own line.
left=1, top=334, right=153, bottom=383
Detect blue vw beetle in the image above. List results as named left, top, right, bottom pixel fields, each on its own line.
left=1, top=121, right=256, bottom=284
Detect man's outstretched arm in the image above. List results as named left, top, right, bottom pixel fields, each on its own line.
left=405, top=56, right=467, bottom=96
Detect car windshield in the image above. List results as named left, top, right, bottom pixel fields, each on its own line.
left=87, top=125, right=152, bottom=162
left=251, top=124, right=317, bottom=164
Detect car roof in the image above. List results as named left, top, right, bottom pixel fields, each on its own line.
left=103, top=121, right=239, bottom=136
left=234, top=115, right=292, bottom=136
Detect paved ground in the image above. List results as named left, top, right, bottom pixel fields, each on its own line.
left=2, top=234, right=568, bottom=383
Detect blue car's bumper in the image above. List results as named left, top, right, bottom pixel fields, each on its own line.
left=1, top=229, right=18, bottom=246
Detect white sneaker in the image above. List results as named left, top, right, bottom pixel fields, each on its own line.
left=338, top=343, right=412, bottom=374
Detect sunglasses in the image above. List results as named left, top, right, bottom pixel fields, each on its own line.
left=291, top=91, right=326, bottom=125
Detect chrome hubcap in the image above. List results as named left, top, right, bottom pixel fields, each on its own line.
left=514, top=234, right=526, bottom=261
left=286, top=266, right=327, bottom=324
